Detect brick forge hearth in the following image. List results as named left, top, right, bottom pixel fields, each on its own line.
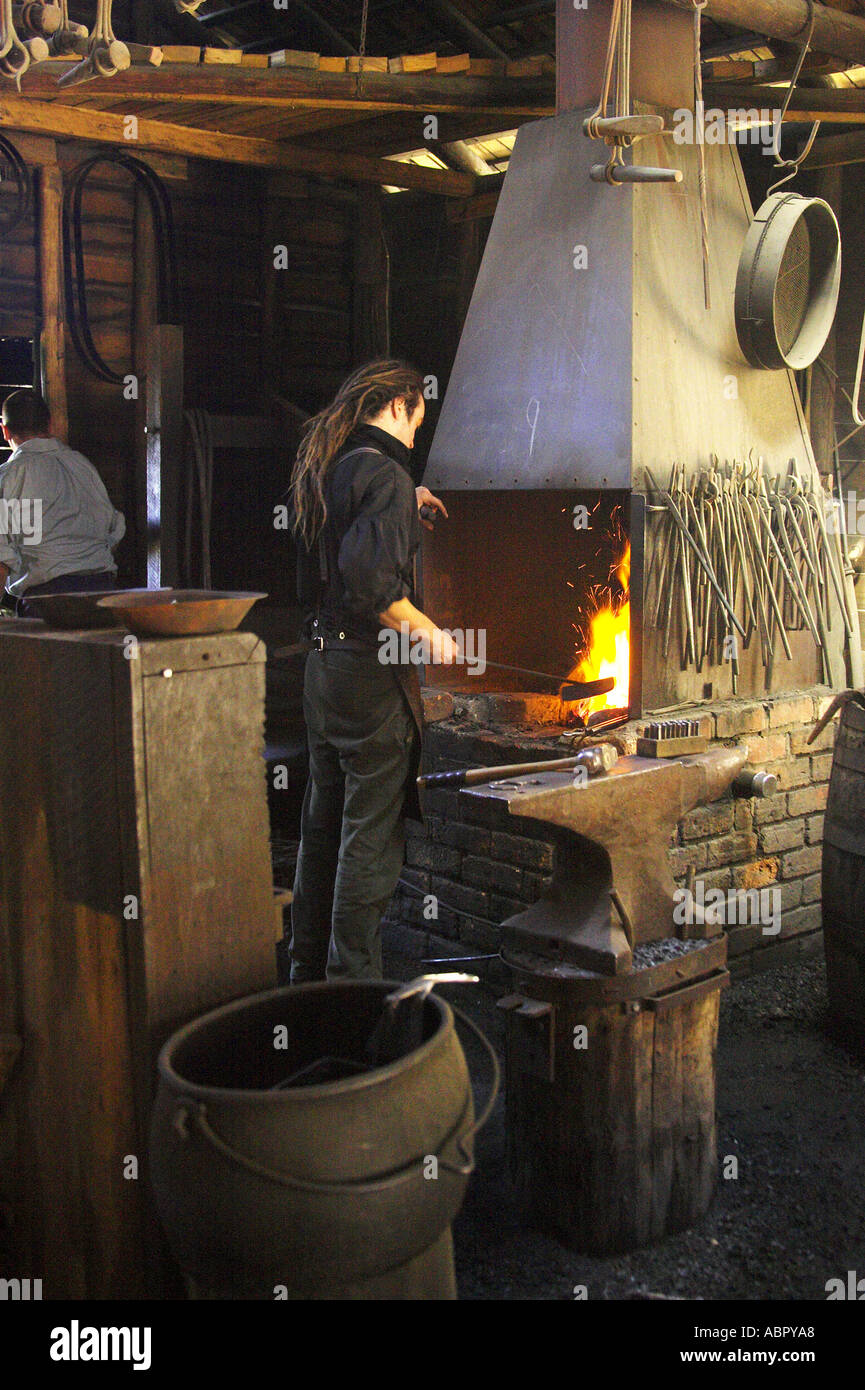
left=388, top=687, right=835, bottom=979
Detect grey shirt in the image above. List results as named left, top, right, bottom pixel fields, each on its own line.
left=0, top=436, right=126, bottom=596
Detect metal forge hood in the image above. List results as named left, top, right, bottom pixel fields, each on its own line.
left=425, top=107, right=817, bottom=495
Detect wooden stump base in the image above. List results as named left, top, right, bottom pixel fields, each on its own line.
left=504, top=947, right=728, bottom=1254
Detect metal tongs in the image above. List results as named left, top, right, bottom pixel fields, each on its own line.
left=364, top=973, right=479, bottom=1068
left=807, top=689, right=865, bottom=746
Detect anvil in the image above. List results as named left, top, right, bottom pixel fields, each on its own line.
left=459, top=747, right=748, bottom=975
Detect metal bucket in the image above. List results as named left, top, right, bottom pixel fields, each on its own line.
left=149, top=981, right=497, bottom=1299
left=823, top=699, right=865, bottom=1041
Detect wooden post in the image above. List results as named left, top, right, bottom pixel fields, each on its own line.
left=36, top=162, right=68, bottom=440
left=809, top=165, right=842, bottom=474
left=353, top=186, right=390, bottom=362
left=455, top=214, right=480, bottom=329
left=556, top=0, right=693, bottom=114
left=133, top=186, right=156, bottom=583
left=145, top=324, right=184, bottom=588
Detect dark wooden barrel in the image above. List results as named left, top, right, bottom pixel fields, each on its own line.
left=823, top=699, right=865, bottom=1039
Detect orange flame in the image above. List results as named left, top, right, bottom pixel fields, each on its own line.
left=570, top=543, right=631, bottom=714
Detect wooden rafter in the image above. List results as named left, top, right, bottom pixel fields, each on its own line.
left=659, top=0, right=865, bottom=68
left=0, top=94, right=477, bottom=193
left=6, top=63, right=553, bottom=114
left=703, top=81, right=865, bottom=121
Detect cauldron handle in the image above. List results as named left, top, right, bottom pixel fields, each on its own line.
left=435, top=1003, right=501, bottom=1178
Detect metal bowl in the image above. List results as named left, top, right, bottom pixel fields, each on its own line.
left=24, top=589, right=131, bottom=629
left=96, top=589, right=267, bottom=637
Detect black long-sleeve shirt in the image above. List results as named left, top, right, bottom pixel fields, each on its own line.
left=298, top=423, right=421, bottom=646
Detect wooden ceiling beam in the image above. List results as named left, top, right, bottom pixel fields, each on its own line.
left=802, top=129, right=865, bottom=166
left=659, top=0, right=865, bottom=69
left=298, top=109, right=522, bottom=155
left=703, top=81, right=865, bottom=121
left=11, top=63, right=553, bottom=112
left=0, top=93, right=476, bottom=194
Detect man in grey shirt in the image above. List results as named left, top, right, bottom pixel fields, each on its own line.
left=0, top=390, right=125, bottom=612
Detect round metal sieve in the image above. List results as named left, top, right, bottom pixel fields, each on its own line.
left=734, top=192, right=841, bottom=371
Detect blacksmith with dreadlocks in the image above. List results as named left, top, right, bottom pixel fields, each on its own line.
left=288, top=359, right=455, bottom=982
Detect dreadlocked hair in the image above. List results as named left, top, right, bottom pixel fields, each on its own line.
left=290, top=358, right=424, bottom=547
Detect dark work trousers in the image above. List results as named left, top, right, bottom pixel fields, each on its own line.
left=289, top=646, right=419, bottom=982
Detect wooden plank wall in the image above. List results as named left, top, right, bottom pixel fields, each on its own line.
left=0, top=160, right=38, bottom=335
left=0, top=134, right=483, bottom=619
left=386, top=193, right=493, bottom=480
left=0, top=137, right=364, bottom=603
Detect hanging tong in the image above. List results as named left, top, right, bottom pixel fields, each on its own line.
left=364, top=974, right=480, bottom=1069
left=46, top=0, right=88, bottom=57
left=57, top=0, right=128, bottom=85
left=582, top=0, right=680, bottom=186
left=0, top=0, right=32, bottom=84
left=807, top=689, right=865, bottom=746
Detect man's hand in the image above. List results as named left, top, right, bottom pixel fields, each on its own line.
left=415, top=486, right=448, bottom=531
left=433, top=627, right=460, bottom=664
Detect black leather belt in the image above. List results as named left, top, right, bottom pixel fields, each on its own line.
left=271, top=632, right=379, bottom=659
left=313, top=635, right=378, bottom=653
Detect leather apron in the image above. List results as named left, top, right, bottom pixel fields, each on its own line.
left=393, top=661, right=424, bottom=823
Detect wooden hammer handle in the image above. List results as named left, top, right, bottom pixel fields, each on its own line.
left=418, top=754, right=585, bottom=791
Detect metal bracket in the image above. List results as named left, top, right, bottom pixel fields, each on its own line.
left=497, top=993, right=555, bottom=1082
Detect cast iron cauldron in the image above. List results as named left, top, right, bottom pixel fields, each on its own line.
left=149, top=981, right=497, bottom=1299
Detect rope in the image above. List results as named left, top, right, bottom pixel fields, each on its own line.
left=584, top=0, right=631, bottom=180
left=585, top=0, right=622, bottom=137
left=585, top=0, right=622, bottom=138
left=693, top=0, right=710, bottom=310
left=767, top=0, right=820, bottom=196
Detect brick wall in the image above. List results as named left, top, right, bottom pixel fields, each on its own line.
left=388, top=687, right=836, bottom=978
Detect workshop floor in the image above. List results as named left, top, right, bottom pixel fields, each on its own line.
left=381, top=931, right=865, bottom=1301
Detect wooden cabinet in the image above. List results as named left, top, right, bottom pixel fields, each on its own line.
left=0, top=623, right=277, bottom=1297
